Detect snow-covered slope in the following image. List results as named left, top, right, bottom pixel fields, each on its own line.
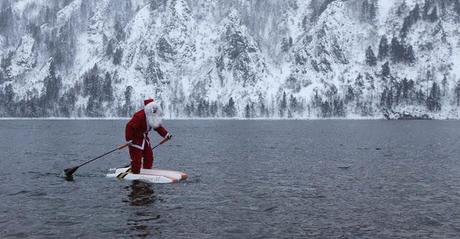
left=0, top=0, right=460, bottom=118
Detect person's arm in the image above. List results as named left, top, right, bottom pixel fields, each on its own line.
left=155, top=125, right=172, bottom=139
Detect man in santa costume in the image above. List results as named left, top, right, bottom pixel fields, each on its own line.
left=125, top=98, right=172, bottom=174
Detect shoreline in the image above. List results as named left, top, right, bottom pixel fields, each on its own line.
left=0, top=117, right=456, bottom=120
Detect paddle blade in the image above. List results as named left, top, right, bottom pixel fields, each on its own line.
left=64, top=166, right=79, bottom=177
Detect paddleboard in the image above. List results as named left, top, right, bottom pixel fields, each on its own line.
left=106, top=167, right=187, bottom=184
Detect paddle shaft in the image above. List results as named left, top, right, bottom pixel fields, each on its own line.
left=76, top=142, right=131, bottom=168
left=152, top=137, right=170, bottom=150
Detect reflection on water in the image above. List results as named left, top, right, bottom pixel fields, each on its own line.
left=126, top=180, right=156, bottom=206
left=125, top=181, right=161, bottom=238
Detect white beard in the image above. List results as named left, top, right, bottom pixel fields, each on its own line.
left=147, top=113, right=162, bottom=129
left=144, top=102, right=162, bottom=129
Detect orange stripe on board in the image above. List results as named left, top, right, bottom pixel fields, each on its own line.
left=180, top=173, right=188, bottom=180
left=162, top=175, right=179, bottom=183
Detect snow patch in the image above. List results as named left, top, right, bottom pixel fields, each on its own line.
left=56, top=0, right=82, bottom=25
left=10, top=35, right=36, bottom=77
left=377, top=0, right=396, bottom=24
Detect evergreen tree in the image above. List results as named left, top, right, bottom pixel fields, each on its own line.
left=381, top=61, right=390, bottom=77
left=122, top=86, right=133, bottom=116
left=345, top=86, right=354, bottom=103
left=281, top=37, right=293, bottom=52
left=401, top=4, right=420, bottom=37
left=365, top=46, right=377, bottom=66
left=384, top=88, right=394, bottom=108
left=399, top=78, right=415, bottom=102
left=279, top=91, right=287, bottom=117
left=404, top=45, right=416, bottom=64
left=381, top=88, right=388, bottom=109
left=369, top=1, right=377, bottom=22
left=185, top=102, right=195, bottom=117
left=245, top=103, right=251, bottom=118
left=390, top=37, right=404, bottom=63
left=423, top=0, right=431, bottom=18
left=416, top=89, right=425, bottom=105
left=259, top=102, right=267, bottom=117
left=44, top=7, right=55, bottom=25
left=320, top=100, right=331, bottom=117
left=441, top=75, right=448, bottom=97
left=210, top=101, right=218, bottom=117
left=3, top=84, right=14, bottom=106
left=409, top=4, right=420, bottom=22
left=401, top=78, right=408, bottom=99
left=84, top=65, right=104, bottom=117
left=224, top=97, right=236, bottom=117
left=360, top=0, right=377, bottom=23
left=102, top=72, right=114, bottom=102
left=423, top=0, right=437, bottom=21
left=114, top=18, right=125, bottom=42
left=145, top=56, right=163, bottom=85
left=197, top=99, right=209, bottom=117
left=378, top=35, right=389, bottom=60
left=113, top=48, right=123, bottom=65
left=83, top=64, right=101, bottom=97
left=106, top=39, right=114, bottom=56
left=59, top=88, right=77, bottom=117
left=426, top=82, right=441, bottom=111
left=425, top=69, right=435, bottom=84
left=333, top=98, right=345, bottom=117
left=86, top=95, right=103, bottom=117
left=289, top=94, right=298, bottom=111
left=396, top=0, right=408, bottom=16
left=455, top=80, right=460, bottom=106
left=360, top=0, right=369, bottom=21
left=42, top=60, right=62, bottom=112
left=455, top=0, right=460, bottom=17
left=1, top=51, right=13, bottom=78
left=27, top=23, right=41, bottom=43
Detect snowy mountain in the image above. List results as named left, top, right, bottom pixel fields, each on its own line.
left=0, top=0, right=460, bottom=118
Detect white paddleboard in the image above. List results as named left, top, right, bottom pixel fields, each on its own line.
left=106, top=167, right=188, bottom=184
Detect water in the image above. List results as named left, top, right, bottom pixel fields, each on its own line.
left=1, top=120, right=460, bottom=238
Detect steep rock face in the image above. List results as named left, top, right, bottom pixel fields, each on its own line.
left=185, top=10, right=272, bottom=118
left=284, top=0, right=460, bottom=118
left=0, top=0, right=460, bottom=118
left=286, top=1, right=377, bottom=117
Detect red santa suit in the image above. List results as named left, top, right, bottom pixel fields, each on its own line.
left=125, top=99, right=169, bottom=174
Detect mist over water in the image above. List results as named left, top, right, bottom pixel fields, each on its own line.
left=1, top=120, right=460, bottom=238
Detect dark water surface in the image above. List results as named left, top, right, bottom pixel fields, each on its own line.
left=1, top=120, right=460, bottom=238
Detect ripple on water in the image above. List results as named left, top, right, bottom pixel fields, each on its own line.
left=1, top=120, right=460, bottom=238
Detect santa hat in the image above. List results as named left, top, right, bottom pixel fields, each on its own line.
left=144, top=98, right=154, bottom=105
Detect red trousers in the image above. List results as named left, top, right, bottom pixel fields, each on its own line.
left=128, top=143, right=154, bottom=174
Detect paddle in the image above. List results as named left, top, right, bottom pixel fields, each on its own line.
left=64, top=140, right=132, bottom=178
left=152, top=136, right=171, bottom=150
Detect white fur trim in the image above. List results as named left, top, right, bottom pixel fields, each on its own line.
left=130, top=140, right=145, bottom=150
left=129, top=135, right=150, bottom=150
left=144, top=101, right=163, bottom=129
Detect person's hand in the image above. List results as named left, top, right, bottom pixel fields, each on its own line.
left=165, top=133, right=173, bottom=140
